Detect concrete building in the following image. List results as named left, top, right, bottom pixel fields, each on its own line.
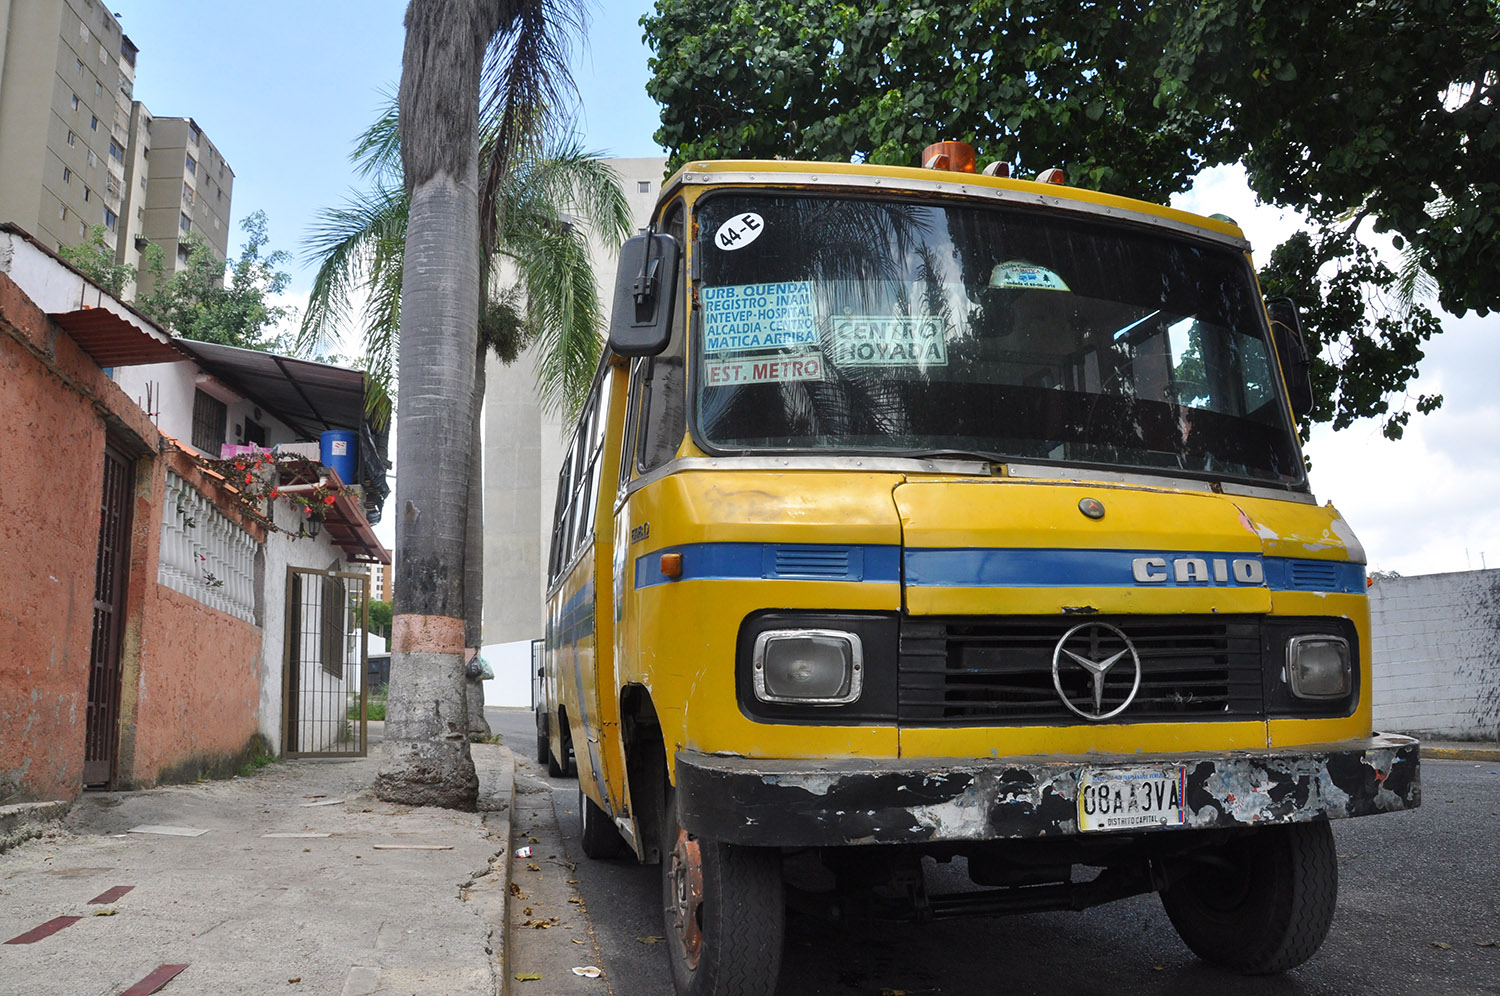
left=0, top=0, right=231, bottom=293
left=0, top=0, right=137, bottom=253
left=367, top=561, right=392, bottom=603
left=137, top=115, right=234, bottom=280
left=482, top=157, right=667, bottom=646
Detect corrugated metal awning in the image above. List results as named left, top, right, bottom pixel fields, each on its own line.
left=51, top=307, right=188, bottom=367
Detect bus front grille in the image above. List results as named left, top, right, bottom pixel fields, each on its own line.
left=897, top=616, right=1265, bottom=725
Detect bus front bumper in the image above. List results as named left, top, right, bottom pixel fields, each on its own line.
left=674, top=733, right=1420, bottom=847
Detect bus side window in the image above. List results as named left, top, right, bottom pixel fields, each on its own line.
left=548, top=436, right=576, bottom=584
left=636, top=201, right=687, bottom=473
left=621, top=360, right=643, bottom=488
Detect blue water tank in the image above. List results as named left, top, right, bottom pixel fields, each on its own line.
left=320, top=429, right=358, bottom=486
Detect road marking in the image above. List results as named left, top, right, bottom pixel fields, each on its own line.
left=5, top=916, right=82, bottom=944
left=119, top=963, right=189, bottom=995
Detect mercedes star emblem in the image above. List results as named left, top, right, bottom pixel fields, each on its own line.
left=1051, top=622, right=1142, bottom=721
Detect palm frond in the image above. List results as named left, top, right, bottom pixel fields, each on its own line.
left=503, top=221, right=604, bottom=417
left=299, top=183, right=408, bottom=364
left=477, top=0, right=587, bottom=254
left=352, top=87, right=402, bottom=182
left=501, top=138, right=633, bottom=250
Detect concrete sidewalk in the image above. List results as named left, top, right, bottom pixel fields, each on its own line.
left=0, top=731, right=516, bottom=996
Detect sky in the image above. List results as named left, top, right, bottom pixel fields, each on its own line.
left=113, top=1, right=1498, bottom=579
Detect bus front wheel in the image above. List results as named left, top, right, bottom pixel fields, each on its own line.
left=579, top=782, right=626, bottom=859
left=661, top=788, right=783, bottom=996
left=547, top=712, right=575, bottom=778
left=1159, top=820, right=1338, bottom=974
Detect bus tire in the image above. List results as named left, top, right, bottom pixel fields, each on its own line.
left=661, top=787, right=783, bottom=996
left=1159, top=821, right=1337, bottom=974
left=579, top=782, right=626, bottom=859
left=535, top=713, right=549, bottom=766
left=547, top=712, right=575, bottom=778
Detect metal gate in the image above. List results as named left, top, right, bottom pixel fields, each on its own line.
left=283, top=568, right=368, bottom=757
left=85, top=443, right=134, bottom=786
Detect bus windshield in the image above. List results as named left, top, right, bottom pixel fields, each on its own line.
left=693, top=192, right=1305, bottom=487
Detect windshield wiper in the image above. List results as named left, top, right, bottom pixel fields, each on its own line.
left=907, top=448, right=1009, bottom=464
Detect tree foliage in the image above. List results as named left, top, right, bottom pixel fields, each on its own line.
left=60, top=211, right=294, bottom=352
left=643, top=0, right=1500, bottom=438
left=143, top=211, right=293, bottom=351
left=58, top=224, right=139, bottom=297
left=369, top=598, right=393, bottom=639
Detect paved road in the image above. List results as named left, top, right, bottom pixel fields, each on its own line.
left=486, top=708, right=1500, bottom=995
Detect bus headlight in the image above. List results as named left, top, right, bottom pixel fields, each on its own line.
left=1286, top=635, right=1351, bottom=699
left=752, top=629, right=863, bottom=705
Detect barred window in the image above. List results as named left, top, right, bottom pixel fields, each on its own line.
left=191, top=389, right=226, bottom=454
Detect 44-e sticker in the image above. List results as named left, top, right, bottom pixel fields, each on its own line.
left=714, top=212, right=764, bottom=251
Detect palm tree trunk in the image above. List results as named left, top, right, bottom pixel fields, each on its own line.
left=465, top=340, right=492, bottom=738
left=375, top=0, right=505, bottom=809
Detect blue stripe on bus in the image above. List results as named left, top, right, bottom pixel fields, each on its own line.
left=904, top=548, right=1365, bottom=593
left=633, top=543, right=1364, bottom=594
left=549, top=579, right=595, bottom=647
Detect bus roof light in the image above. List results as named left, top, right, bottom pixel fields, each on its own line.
left=921, top=141, right=977, bottom=174
left=982, top=161, right=1011, bottom=178
left=1036, top=168, right=1067, bottom=185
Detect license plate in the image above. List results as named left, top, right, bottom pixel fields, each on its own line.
left=1077, top=766, right=1188, bottom=832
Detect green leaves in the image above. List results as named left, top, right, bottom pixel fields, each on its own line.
left=643, top=0, right=1500, bottom=435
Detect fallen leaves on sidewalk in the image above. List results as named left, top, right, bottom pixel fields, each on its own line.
left=636, top=936, right=662, bottom=945
left=522, top=917, right=561, bottom=929
left=514, top=971, right=542, bottom=982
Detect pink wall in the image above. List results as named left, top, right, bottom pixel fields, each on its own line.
left=116, top=450, right=266, bottom=788
left=1, top=271, right=268, bottom=801
left=0, top=275, right=109, bottom=803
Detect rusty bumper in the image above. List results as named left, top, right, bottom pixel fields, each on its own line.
left=674, top=734, right=1420, bottom=847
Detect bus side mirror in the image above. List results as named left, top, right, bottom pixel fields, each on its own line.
left=1266, top=296, right=1314, bottom=419
left=609, top=232, right=680, bottom=357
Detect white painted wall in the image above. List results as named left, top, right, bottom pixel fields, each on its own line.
left=1370, top=569, right=1500, bottom=740
left=478, top=639, right=538, bottom=709
left=255, top=484, right=359, bottom=754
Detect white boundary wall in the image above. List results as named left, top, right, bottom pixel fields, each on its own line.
left=1370, top=569, right=1500, bottom=740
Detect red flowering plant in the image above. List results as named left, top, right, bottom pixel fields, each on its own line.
left=201, top=449, right=344, bottom=534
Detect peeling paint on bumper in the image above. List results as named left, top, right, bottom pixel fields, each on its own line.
left=674, top=734, right=1420, bottom=847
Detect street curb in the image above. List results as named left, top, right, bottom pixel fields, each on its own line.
left=0, top=799, right=68, bottom=854
left=501, top=790, right=516, bottom=996
left=1422, top=746, right=1500, bottom=762
left=470, top=742, right=517, bottom=996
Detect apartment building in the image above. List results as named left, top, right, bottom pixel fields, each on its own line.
left=367, top=561, right=393, bottom=603
left=137, top=115, right=234, bottom=281
left=0, top=0, right=232, bottom=292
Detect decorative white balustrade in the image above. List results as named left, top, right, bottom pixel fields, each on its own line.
left=157, top=471, right=257, bottom=623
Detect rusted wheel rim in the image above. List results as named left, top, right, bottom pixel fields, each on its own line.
left=667, top=825, right=705, bottom=967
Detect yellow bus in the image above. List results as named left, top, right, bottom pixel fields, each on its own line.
left=543, top=145, right=1420, bottom=996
